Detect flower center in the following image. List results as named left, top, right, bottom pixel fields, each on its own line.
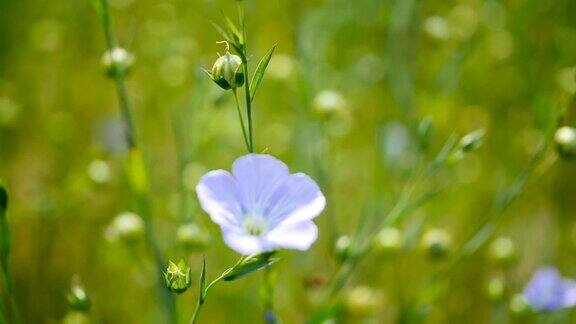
left=243, top=214, right=267, bottom=236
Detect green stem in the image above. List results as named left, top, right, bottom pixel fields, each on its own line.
left=233, top=90, right=251, bottom=152
left=96, top=0, right=174, bottom=320
left=238, top=3, right=253, bottom=153
left=189, top=274, right=226, bottom=324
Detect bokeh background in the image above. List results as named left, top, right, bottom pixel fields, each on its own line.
left=1, top=0, right=576, bottom=322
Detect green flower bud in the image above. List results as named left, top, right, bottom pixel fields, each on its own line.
left=417, top=116, right=434, bottom=151
left=66, top=276, right=91, bottom=312
left=209, top=52, right=244, bottom=90
left=554, top=126, right=576, bottom=159
left=108, top=212, right=144, bottom=243
left=373, top=227, right=403, bottom=255
left=334, top=235, right=352, bottom=261
left=421, top=228, right=452, bottom=260
left=344, top=286, right=382, bottom=317
left=509, top=293, right=529, bottom=316
left=311, top=90, right=347, bottom=120
left=87, top=159, right=111, bottom=184
left=163, top=259, right=192, bottom=294
left=488, top=236, right=517, bottom=267
left=176, top=223, right=210, bottom=251
left=485, top=276, right=505, bottom=302
left=101, top=47, right=135, bottom=78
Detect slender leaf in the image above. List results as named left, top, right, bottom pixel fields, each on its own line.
left=222, top=13, right=242, bottom=45
left=249, top=45, right=276, bottom=101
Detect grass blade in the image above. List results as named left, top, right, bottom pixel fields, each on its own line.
left=249, top=45, right=276, bottom=101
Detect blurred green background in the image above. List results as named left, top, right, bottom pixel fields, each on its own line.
left=1, top=0, right=576, bottom=322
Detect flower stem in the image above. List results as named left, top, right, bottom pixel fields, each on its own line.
left=95, top=0, right=174, bottom=320
left=238, top=3, right=254, bottom=153
left=233, top=89, right=251, bottom=152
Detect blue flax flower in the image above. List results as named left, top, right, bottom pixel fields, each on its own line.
left=196, top=154, right=326, bottom=255
left=523, top=266, right=576, bottom=312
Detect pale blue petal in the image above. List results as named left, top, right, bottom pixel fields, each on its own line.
left=524, top=267, right=565, bottom=311
left=222, top=229, right=271, bottom=255
left=562, top=279, right=576, bottom=308
left=266, top=173, right=326, bottom=228
left=196, top=170, right=243, bottom=229
left=232, top=154, right=289, bottom=213
left=266, top=220, right=318, bottom=251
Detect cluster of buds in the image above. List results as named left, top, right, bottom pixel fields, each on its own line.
left=163, top=259, right=192, bottom=294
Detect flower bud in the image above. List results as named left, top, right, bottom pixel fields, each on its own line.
left=417, top=116, right=434, bottom=151
left=421, top=228, right=452, bottom=260
left=87, top=159, right=111, bottom=184
left=66, top=276, right=91, bottom=312
left=459, top=129, right=485, bottom=152
left=554, top=126, right=576, bottom=159
left=344, top=286, right=382, bottom=317
left=488, top=236, right=517, bottom=267
left=509, top=293, right=529, bottom=316
left=163, top=259, right=192, bottom=294
left=176, top=223, right=210, bottom=251
left=101, top=47, right=135, bottom=78
left=107, top=212, right=145, bottom=243
left=209, top=52, right=244, bottom=90
left=334, top=235, right=352, bottom=261
left=312, top=90, right=347, bottom=120
left=485, top=276, right=505, bottom=302
left=373, top=227, right=403, bottom=255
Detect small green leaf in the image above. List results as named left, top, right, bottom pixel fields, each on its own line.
left=222, top=13, right=243, bottom=45
left=210, top=21, right=232, bottom=44
left=249, top=45, right=276, bottom=101
left=223, top=251, right=278, bottom=281
left=199, top=256, right=207, bottom=303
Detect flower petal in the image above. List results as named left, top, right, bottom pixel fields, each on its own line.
left=562, top=279, right=576, bottom=308
left=266, top=173, right=326, bottom=227
left=231, top=154, right=289, bottom=212
left=222, top=229, right=271, bottom=255
left=266, top=220, right=318, bottom=251
left=196, top=170, right=243, bottom=229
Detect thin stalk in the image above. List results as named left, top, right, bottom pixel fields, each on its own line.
left=263, top=267, right=276, bottom=323
left=233, top=89, right=251, bottom=152
left=189, top=273, right=227, bottom=324
left=238, top=4, right=253, bottom=153
left=96, top=0, right=174, bottom=319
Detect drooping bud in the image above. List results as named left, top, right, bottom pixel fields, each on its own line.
left=101, top=47, right=135, bottom=78
left=106, top=212, right=145, bottom=243
left=163, top=259, right=192, bottom=294
left=208, top=52, right=244, bottom=90
left=488, top=236, right=517, bottom=267
left=373, top=227, right=403, bottom=255
left=421, top=228, right=452, bottom=260
left=554, top=126, right=576, bottom=159
left=176, top=223, right=210, bottom=251
left=66, top=276, right=91, bottom=312
left=344, top=286, right=383, bottom=317
left=334, top=235, right=352, bottom=261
